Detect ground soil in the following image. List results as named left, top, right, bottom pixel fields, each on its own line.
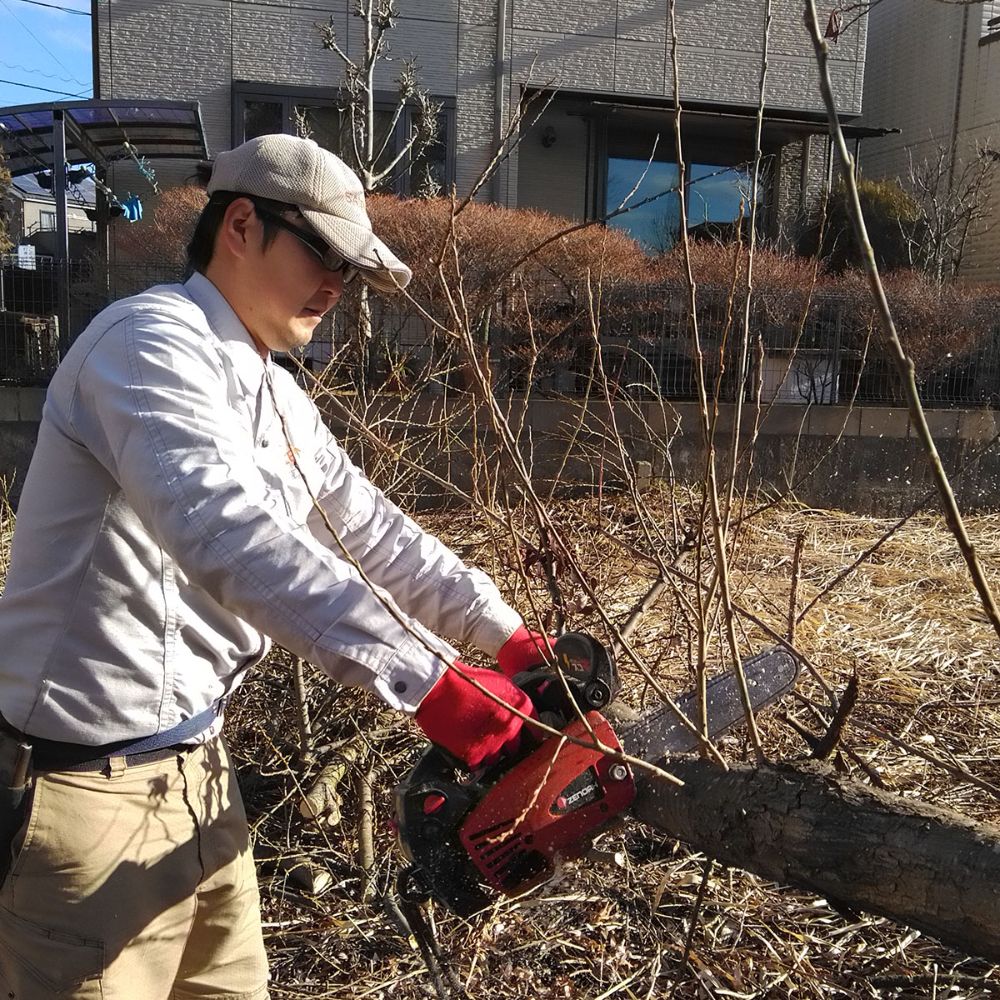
left=226, top=498, right=1000, bottom=999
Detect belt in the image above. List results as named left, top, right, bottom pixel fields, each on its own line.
left=0, top=701, right=221, bottom=773
left=0, top=720, right=192, bottom=773
left=31, top=744, right=189, bottom=773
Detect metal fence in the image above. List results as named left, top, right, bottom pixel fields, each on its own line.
left=2, top=259, right=999, bottom=409
left=0, top=256, right=186, bottom=384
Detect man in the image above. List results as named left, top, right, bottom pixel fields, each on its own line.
left=0, top=134, right=552, bottom=999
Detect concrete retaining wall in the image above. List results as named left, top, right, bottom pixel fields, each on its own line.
left=320, top=397, right=1000, bottom=515
left=1, top=387, right=997, bottom=514
left=0, top=389, right=44, bottom=503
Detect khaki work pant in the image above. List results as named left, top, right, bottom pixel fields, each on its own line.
left=0, top=737, right=270, bottom=999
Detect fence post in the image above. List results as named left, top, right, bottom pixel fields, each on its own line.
left=52, top=110, right=71, bottom=358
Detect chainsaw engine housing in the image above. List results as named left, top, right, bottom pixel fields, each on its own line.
left=459, top=712, right=635, bottom=897
left=394, top=633, right=634, bottom=915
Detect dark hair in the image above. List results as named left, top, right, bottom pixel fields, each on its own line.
left=186, top=162, right=296, bottom=274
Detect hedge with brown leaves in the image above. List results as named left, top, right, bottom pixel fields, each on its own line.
left=111, top=184, right=207, bottom=270
left=108, top=186, right=1000, bottom=376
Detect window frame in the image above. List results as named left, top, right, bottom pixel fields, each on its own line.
left=596, top=118, right=778, bottom=249
left=231, top=81, right=456, bottom=195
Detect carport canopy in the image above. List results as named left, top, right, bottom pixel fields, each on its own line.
left=0, top=99, right=207, bottom=355
left=0, top=99, right=207, bottom=178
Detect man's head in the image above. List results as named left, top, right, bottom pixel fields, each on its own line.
left=188, top=135, right=411, bottom=355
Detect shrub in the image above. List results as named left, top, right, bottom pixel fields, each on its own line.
left=798, top=176, right=920, bottom=273
left=366, top=195, right=653, bottom=330
left=112, top=184, right=207, bottom=270
left=360, top=197, right=656, bottom=386
left=107, top=184, right=1000, bottom=395
left=651, top=239, right=822, bottom=292
left=879, top=269, right=1000, bottom=374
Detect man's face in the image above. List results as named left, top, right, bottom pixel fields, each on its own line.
left=232, top=203, right=349, bottom=356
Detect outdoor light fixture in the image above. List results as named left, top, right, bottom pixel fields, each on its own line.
left=32, top=166, right=90, bottom=188
left=541, top=125, right=557, bottom=148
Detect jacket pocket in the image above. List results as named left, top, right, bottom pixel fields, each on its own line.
left=0, top=904, right=104, bottom=996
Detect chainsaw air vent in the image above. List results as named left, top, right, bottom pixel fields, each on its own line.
left=464, top=819, right=552, bottom=890
left=458, top=714, right=636, bottom=897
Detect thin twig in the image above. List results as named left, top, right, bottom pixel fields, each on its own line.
left=788, top=532, right=805, bottom=644
left=804, top=0, right=1000, bottom=647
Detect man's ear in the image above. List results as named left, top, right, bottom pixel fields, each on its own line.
left=218, top=197, right=258, bottom=261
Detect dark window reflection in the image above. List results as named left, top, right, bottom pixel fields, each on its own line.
left=238, top=92, right=452, bottom=196
left=409, top=110, right=449, bottom=196
left=243, top=100, right=282, bottom=141
left=294, top=104, right=347, bottom=157
left=607, top=158, right=757, bottom=252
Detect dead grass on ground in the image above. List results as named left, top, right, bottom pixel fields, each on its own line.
left=222, top=497, right=1000, bottom=999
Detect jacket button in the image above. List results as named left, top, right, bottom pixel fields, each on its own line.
left=393, top=681, right=407, bottom=694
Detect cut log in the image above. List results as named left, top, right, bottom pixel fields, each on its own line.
left=632, top=758, right=1000, bottom=962
left=299, top=744, right=362, bottom=828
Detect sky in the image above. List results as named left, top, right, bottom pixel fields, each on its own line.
left=0, top=0, right=93, bottom=110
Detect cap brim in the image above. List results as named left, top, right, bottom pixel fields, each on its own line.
left=300, top=208, right=412, bottom=295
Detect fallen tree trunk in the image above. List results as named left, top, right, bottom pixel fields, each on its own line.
left=632, top=758, right=1000, bottom=962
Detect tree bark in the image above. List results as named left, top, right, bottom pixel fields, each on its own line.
left=633, top=758, right=1000, bottom=962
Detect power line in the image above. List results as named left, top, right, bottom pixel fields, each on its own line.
left=0, top=58, right=87, bottom=86
left=0, top=76, right=92, bottom=99
left=9, top=0, right=89, bottom=14
left=0, top=0, right=91, bottom=88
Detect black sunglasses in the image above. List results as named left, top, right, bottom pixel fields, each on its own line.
left=253, top=205, right=357, bottom=282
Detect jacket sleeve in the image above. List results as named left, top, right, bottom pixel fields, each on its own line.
left=293, top=383, right=522, bottom=658
left=67, top=310, right=455, bottom=713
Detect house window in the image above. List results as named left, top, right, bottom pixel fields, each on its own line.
left=243, top=100, right=283, bottom=140
left=38, top=209, right=56, bottom=231
left=600, top=114, right=770, bottom=252
left=606, top=158, right=761, bottom=252
left=983, top=2, right=1000, bottom=40
left=233, top=83, right=454, bottom=196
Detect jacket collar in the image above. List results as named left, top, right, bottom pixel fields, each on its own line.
left=184, top=271, right=270, bottom=397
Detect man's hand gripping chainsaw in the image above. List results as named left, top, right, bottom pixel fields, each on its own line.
left=394, top=634, right=799, bottom=916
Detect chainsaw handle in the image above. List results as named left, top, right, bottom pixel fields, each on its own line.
left=513, top=632, right=619, bottom=720
left=554, top=632, right=617, bottom=709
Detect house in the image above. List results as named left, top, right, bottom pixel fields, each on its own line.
left=0, top=174, right=95, bottom=380
left=859, top=2, right=1000, bottom=282
left=7, top=173, right=96, bottom=254
left=91, top=0, right=871, bottom=251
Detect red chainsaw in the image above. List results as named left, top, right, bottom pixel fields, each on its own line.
left=393, top=633, right=799, bottom=916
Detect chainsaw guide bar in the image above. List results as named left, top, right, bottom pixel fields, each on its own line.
left=621, top=646, right=801, bottom=786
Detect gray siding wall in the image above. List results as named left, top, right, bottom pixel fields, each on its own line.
left=860, top=2, right=1000, bottom=282
left=956, top=17, right=1000, bottom=282
left=95, top=0, right=867, bottom=204
left=517, top=107, right=591, bottom=220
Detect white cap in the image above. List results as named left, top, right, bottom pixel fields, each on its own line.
left=207, top=134, right=411, bottom=294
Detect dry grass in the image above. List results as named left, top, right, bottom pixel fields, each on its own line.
left=225, top=497, right=1000, bottom=1000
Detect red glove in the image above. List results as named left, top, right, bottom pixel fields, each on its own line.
left=495, top=625, right=556, bottom=678
left=415, top=660, right=535, bottom=770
